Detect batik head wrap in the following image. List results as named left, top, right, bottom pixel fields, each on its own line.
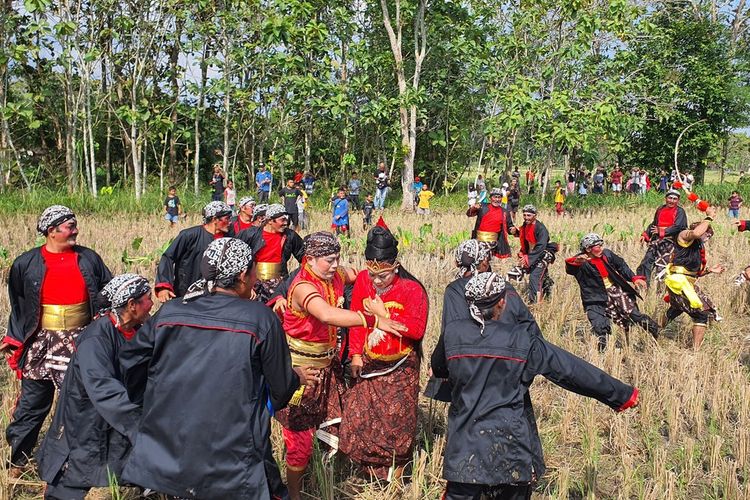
left=253, top=203, right=269, bottom=220
left=489, top=187, right=503, bottom=196
left=580, top=232, right=604, bottom=252
left=303, top=231, right=340, bottom=257
left=238, top=196, right=255, bottom=209
left=666, top=189, right=681, bottom=199
left=522, top=204, right=537, bottom=214
left=265, top=203, right=288, bottom=220
left=465, top=272, right=507, bottom=335
left=98, top=274, right=151, bottom=323
left=202, top=201, right=232, bottom=223
left=37, top=205, right=76, bottom=235
left=365, top=226, right=399, bottom=272
left=454, top=239, right=492, bottom=278
left=183, top=238, right=253, bottom=302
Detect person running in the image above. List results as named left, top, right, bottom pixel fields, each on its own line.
left=120, top=238, right=311, bottom=499
left=237, top=203, right=304, bottom=302
left=228, top=196, right=255, bottom=236
left=467, top=187, right=515, bottom=259
left=37, top=274, right=153, bottom=500
left=566, top=233, right=659, bottom=351
left=255, top=163, right=272, bottom=203
left=163, top=186, right=181, bottom=227
left=508, top=204, right=557, bottom=303
left=662, top=206, right=725, bottom=349
left=332, top=188, right=350, bottom=235
left=554, top=180, right=566, bottom=215
left=1, top=206, right=112, bottom=476
left=636, top=189, right=688, bottom=282
left=339, top=224, right=428, bottom=481
left=155, top=201, right=232, bottom=302
left=275, top=232, right=406, bottom=500
left=279, top=178, right=304, bottom=231
left=431, top=272, right=639, bottom=500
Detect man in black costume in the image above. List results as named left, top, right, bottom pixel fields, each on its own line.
left=636, top=189, right=687, bottom=282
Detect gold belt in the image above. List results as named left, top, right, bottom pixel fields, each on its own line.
left=41, top=302, right=90, bottom=331
left=603, top=277, right=613, bottom=288
left=286, top=335, right=336, bottom=369
left=667, top=265, right=697, bottom=277
left=476, top=230, right=498, bottom=243
left=256, top=262, right=282, bottom=281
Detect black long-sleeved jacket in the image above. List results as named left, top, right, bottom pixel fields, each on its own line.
left=512, top=220, right=552, bottom=269
left=642, top=205, right=687, bottom=241
left=155, top=225, right=217, bottom=296
left=36, top=315, right=140, bottom=487
left=466, top=204, right=515, bottom=257
left=565, top=249, right=643, bottom=306
left=430, top=317, right=637, bottom=486
left=236, top=226, right=304, bottom=277
left=119, top=293, right=299, bottom=499
left=4, top=245, right=111, bottom=370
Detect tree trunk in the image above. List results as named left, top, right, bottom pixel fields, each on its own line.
left=193, top=44, right=209, bottom=196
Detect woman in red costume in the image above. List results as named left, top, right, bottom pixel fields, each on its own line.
left=275, top=231, right=405, bottom=500
left=339, top=223, right=429, bottom=481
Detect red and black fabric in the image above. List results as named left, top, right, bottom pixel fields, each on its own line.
left=466, top=204, right=515, bottom=258
left=565, top=249, right=642, bottom=307
left=738, top=220, right=749, bottom=232
left=642, top=205, right=687, bottom=242
left=515, top=220, right=551, bottom=269
left=236, top=226, right=304, bottom=278
left=155, top=225, right=220, bottom=297
left=119, top=292, right=299, bottom=500
left=430, top=314, right=637, bottom=488
left=228, top=217, right=253, bottom=237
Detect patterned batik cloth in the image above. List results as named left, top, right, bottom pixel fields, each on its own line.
left=22, top=327, right=86, bottom=388
left=651, top=239, right=676, bottom=281
left=339, top=351, right=420, bottom=480
left=668, top=281, right=717, bottom=319
left=254, top=277, right=283, bottom=304
left=605, top=285, right=637, bottom=330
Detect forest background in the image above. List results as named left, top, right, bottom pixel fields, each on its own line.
left=2, top=0, right=750, bottom=211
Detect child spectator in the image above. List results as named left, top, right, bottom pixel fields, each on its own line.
left=501, top=182, right=509, bottom=209
left=468, top=184, right=478, bottom=207
left=348, top=173, right=362, bottom=210
left=164, top=186, right=181, bottom=227
left=729, top=191, right=744, bottom=219
left=332, top=188, right=350, bottom=235
left=417, top=184, right=435, bottom=215
left=578, top=174, right=589, bottom=197
left=412, top=176, right=424, bottom=209
left=224, top=180, right=236, bottom=214
left=554, top=180, right=566, bottom=215
left=296, top=182, right=309, bottom=230
left=362, top=194, right=375, bottom=231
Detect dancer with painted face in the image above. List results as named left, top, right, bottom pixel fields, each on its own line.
left=237, top=203, right=304, bottom=302
left=276, top=231, right=406, bottom=500
left=37, top=274, right=152, bottom=500
left=339, top=224, right=429, bottom=481
left=431, top=272, right=639, bottom=500
left=155, top=201, right=232, bottom=302
left=507, top=205, right=557, bottom=303
left=637, top=189, right=688, bottom=282
left=662, top=206, right=725, bottom=349
left=466, top=187, right=515, bottom=258
left=566, top=233, right=659, bottom=351
left=1, top=206, right=111, bottom=476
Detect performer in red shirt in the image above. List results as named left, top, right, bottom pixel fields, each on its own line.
left=339, top=223, right=428, bottom=481
left=508, top=205, right=557, bottom=303
left=466, top=187, right=515, bottom=258
left=733, top=219, right=750, bottom=287
left=275, top=232, right=405, bottom=500
left=636, top=190, right=687, bottom=282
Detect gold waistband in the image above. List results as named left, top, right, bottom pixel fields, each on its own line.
left=41, top=302, right=90, bottom=331
left=476, top=230, right=498, bottom=243
left=603, top=277, right=613, bottom=288
left=286, top=335, right=336, bottom=368
left=256, top=262, right=283, bottom=280
left=667, top=264, right=697, bottom=277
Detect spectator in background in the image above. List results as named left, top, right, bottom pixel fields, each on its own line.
left=255, top=163, right=272, bottom=203
left=567, top=169, right=577, bottom=195
left=500, top=183, right=509, bottom=210
left=296, top=182, right=309, bottom=231
left=293, top=170, right=303, bottom=184
left=224, top=179, right=236, bottom=215
left=658, top=171, right=670, bottom=193
left=477, top=182, right=488, bottom=205
left=467, top=184, right=478, bottom=207
left=578, top=172, right=589, bottom=197
left=554, top=180, right=566, bottom=215
left=511, top=167, right=521, bottom=184
left=164, top=186, right=181, bottom=227
left=684, top=173, right=695, bottom=191
left=210, top=164, right=226, bottom=202
left=508, top=178, right=521, bottom=220
left=593, top=168, right=605, bottom=194
left=610, top=166, right=623, bottom=196
left=640, top=169, right=649, bottom=195
left=374, top=163, right=389, bottom=210
left=332, top=188, right=350, bottom=235
left=412, top=176, right=424, bottom=209
left=417, top=184, right=435, bottom=216
left=362, top=194, right=375, bottom=231
left=729, top=191, right=744, bottom=219
left=302, top=171, right=315, bottom=195
left=279, top=179, right=303, bottom=231
left=476, top=174, right=486, bottom=193
left=348, top=172, right=362, bottom=211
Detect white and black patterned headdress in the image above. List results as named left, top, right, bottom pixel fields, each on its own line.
left=253, top=203, right=269, bottom=220
left=580, top=232, right=604, bottom=252
left=522, top=204, right=537, bottom=214
left=183, top=238, right=253, bottom=302
left=37, top=205, right=76, bottom=235
left=465, top=272, right=507, bottom=335
left=266, top=203, right=288, bottom=220
left=238, top=196, right=255, bottom=209
left=99, top=273, right=151, bottom=325
left=202, top=201, right=232, bottom=223
left=454, top=239, right=492, bottom=278
left=489, top=187, right=503, bottom=196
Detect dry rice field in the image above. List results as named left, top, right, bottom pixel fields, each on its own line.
left=1, top=204, right=750, bottom=499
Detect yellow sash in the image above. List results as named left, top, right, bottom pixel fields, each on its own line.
left=41, top=302, right=90, bottom=330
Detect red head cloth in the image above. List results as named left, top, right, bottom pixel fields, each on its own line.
left=376, top=216, right=389, bottom=230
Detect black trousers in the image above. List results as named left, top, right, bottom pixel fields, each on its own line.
left=636, top=245, right=657, bottom=282
left=44, top=469, right=89, bottom=500
left=349, top=194, right=360, bottom=210
left=6, top=378, right=56, bottom=467
left=258, top=190, right=270, bottom=203
left=585, top=304, right=659, bottom=339
left=444, top=481, right=532, bottom=500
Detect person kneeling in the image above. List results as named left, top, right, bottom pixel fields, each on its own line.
left=37, top=274, right=153, bottom=500
left=431, top=273, right=638, bottom=500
